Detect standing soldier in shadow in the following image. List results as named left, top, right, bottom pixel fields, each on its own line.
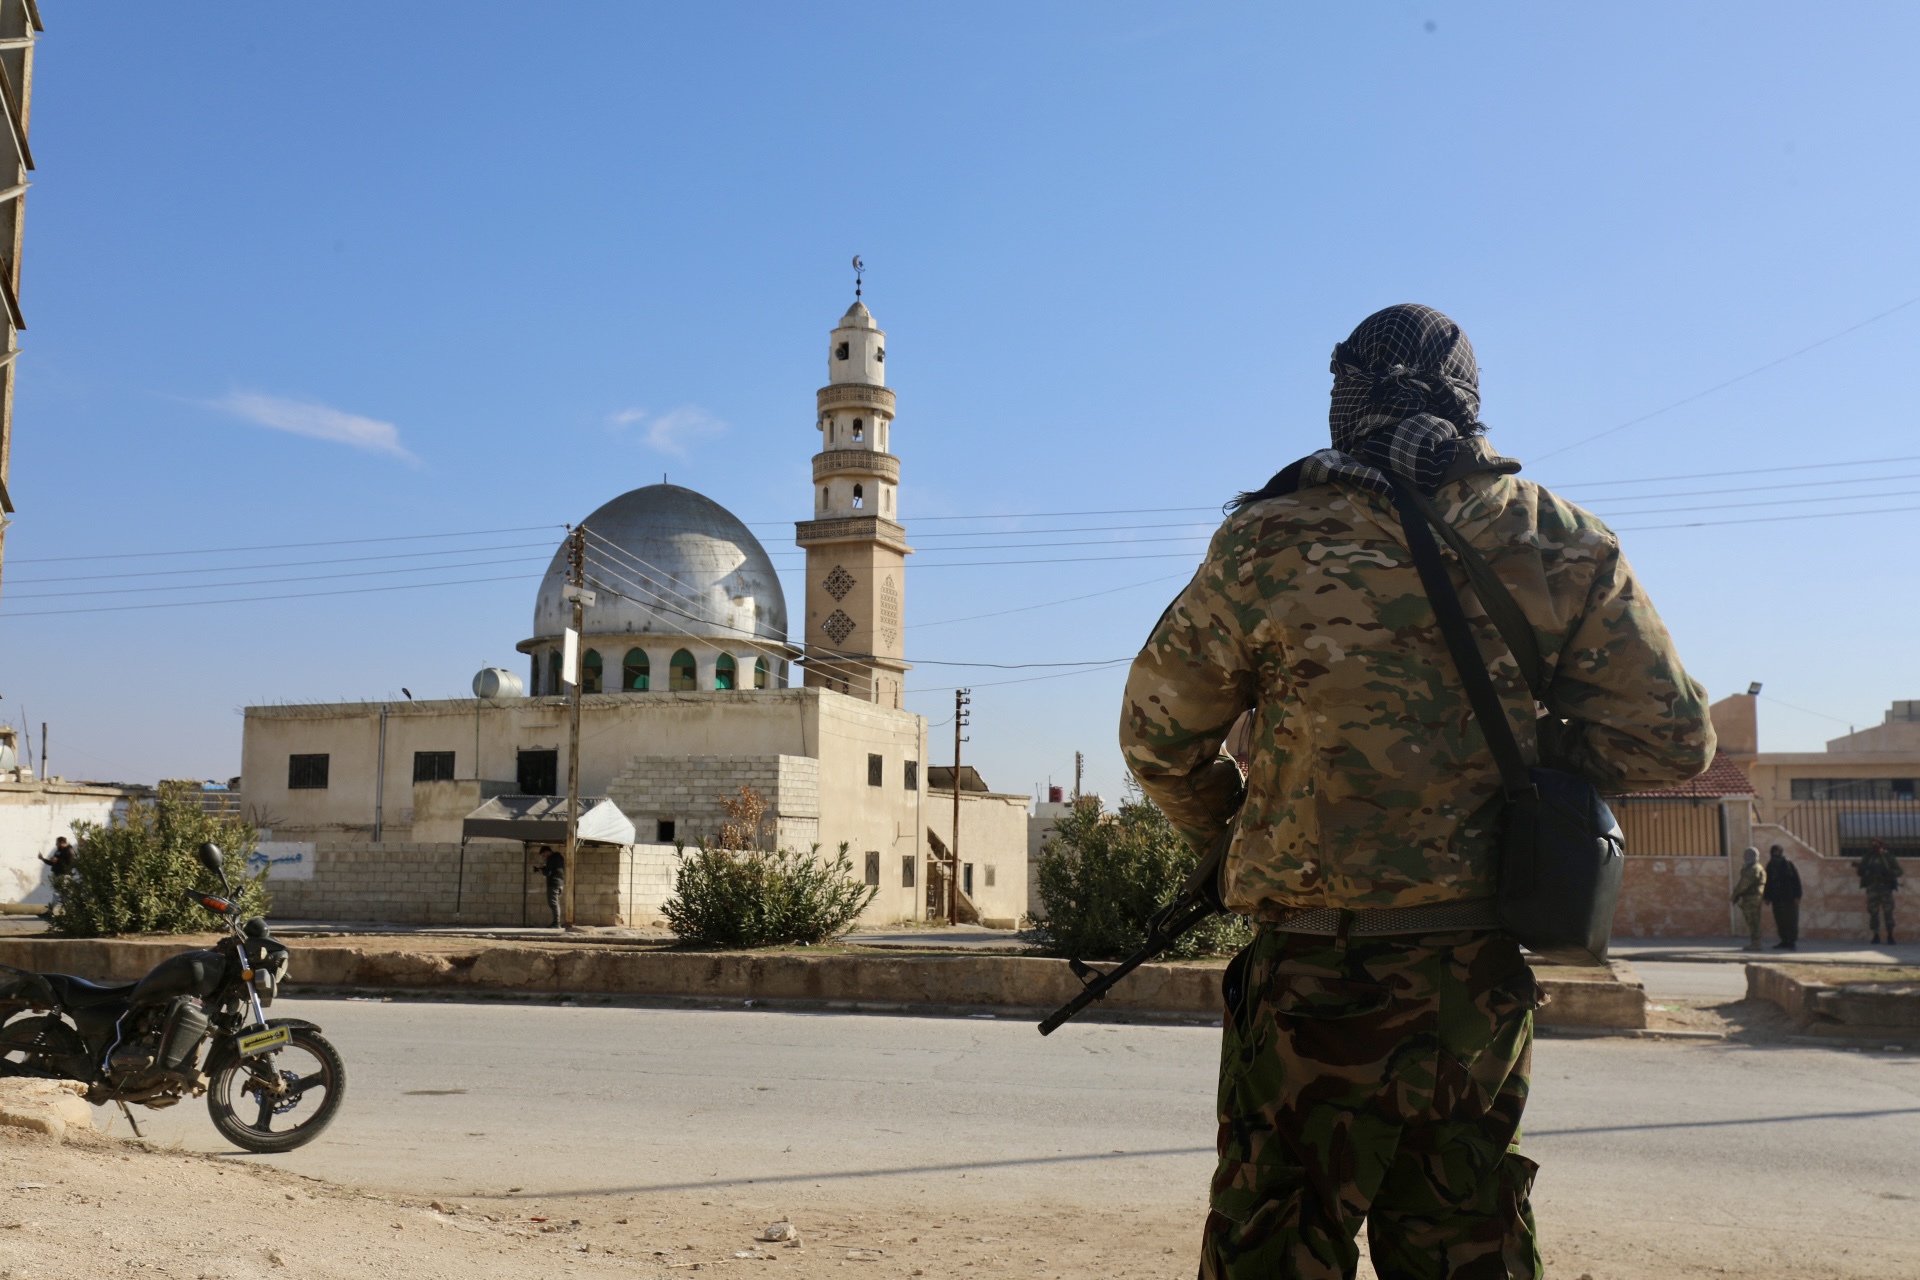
left=1732, top=847, right=1766, bottom=951
left=1859, top=838, right=1902, bottom=944
left=1763, top=845, right=1801, bottom=950
left=1120, top=304, right=1713, bottom=1280
left=534, top=844, right=567, bottom=929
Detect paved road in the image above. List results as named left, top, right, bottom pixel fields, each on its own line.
left=115, top=996, right=1920, bottom=1261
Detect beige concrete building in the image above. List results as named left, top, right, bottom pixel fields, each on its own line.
left=235, top=291, right=1028, bottom=928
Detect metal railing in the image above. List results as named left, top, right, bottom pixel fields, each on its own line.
left=1612, top=796, right=1726, bottom=857
left=1770, top=798, right=1920, bottom=858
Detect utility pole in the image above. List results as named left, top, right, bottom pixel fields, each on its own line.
left=39, top=723, right=46, bottom=783
left=561, top=526, right=592, bottom=929
left=949, top=688, right=970, bottom=925
left=1073, top=751, right=1083, bottom=803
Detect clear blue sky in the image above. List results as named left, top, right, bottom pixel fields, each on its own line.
left=4, top=3, right=1917, bottom=796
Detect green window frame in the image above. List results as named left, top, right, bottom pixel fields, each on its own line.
left=581, top=648, right=603, bottom=693
left=754, top=657, right=770, bottom=689
left=669, top=649, right=697, bottom=691
left=623, top=648, right=650, bottom=691
left=714, top=653, right=737, bottom=690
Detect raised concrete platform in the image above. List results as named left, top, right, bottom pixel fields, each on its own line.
left=1747, top=962, right=1920, bottom=1042
left=0, top=935, right=1648, bottom=1028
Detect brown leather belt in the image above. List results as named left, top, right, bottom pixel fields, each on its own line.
left=1270, top=899, right=1502, bottom=937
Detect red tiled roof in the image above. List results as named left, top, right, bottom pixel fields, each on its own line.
left=1619, top=751, right=1754, bottom=798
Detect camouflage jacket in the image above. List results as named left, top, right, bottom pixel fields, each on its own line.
left=1119, top=439, right=1715, bottom=916
left=1858, top=849, right=1904, bottom=893
left=1732, top=863, right=1766, bottom=904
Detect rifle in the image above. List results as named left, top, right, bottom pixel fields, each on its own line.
left=1037, top=820, right=1234, bottom=1036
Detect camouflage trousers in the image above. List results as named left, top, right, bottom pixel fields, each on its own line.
left=1868, top=891, right=1896, bottom=938
left=1200, top=927, right=1541, bottom=1280
left=1737, top=897, right=1763, bottom=945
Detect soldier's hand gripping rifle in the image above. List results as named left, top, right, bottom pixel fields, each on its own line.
left=1037, top=820, right=1235, bottom=1036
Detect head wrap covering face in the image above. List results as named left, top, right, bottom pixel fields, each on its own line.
left=1328, top=303, right=1482, bottom=451
left=1229, top=304, right=1503, bottom=511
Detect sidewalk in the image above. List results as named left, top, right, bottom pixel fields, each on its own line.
left=1612, top=936, right=1920, bottom=966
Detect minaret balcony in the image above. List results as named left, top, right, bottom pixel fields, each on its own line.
left=816, top=383, right=896, bottom=414
left=812, top=450, right=900, bottom=483
left=795, top=515, right=911, bottom=553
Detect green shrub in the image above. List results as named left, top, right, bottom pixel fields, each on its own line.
left=663, top=842, right=877, bottom=947
left=49, top=783, right=269, bottom=937
left=1032, top=794, right=1254, bottom=960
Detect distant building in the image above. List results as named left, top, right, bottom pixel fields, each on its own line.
left=235, top=292, right=1026, bottom=928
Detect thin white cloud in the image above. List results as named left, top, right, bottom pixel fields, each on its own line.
left=210, top=390, right=418, bottom=463
left=608, top=404, right=727, bottom=458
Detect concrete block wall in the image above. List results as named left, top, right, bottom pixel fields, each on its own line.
left=263, top=840, right=675, bottom=928
left=608, top=755, right=821, bottom=851
left=1612, top=843, right=1919, bottom=940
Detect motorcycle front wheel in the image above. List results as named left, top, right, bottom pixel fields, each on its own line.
left=206, top=1026, right=346, bottom=1153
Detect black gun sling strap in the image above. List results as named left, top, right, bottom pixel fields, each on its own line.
left=1381, top=472, right=1626, bottom=966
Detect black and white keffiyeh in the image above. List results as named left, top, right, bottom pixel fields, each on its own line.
left=1235, top=304, right=1491, bottom=508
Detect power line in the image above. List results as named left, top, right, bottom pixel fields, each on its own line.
left=7, top=523, right=566, bottom=566
left=1578, top=486, right=1920, bottom=520
left=5, top=542, right=555, bottom=589
left=908, top=658, right=1134, bottom=695
left=911, top=571, right=1189, bottom=629
left=1531, top=291, right=1920, bottom=463
left=0, top=570, right=540, bottom=619
left=1611, top=502, right=1920, bottom=532
left=3, top=553, right=553, bottom=602
left=1551, top=453, right=1920, bottom=490
left=1759, top=693, right=1858, bottom=727
left=1572, top=470, right=1920, bottom=505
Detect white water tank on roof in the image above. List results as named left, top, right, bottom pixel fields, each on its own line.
left=472, top=668, right=525, bottom=699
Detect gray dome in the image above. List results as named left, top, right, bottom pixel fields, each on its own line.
left=530, top=484, right=787, bottom=645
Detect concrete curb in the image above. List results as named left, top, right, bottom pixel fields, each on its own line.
left=0, top=937, right=1646, bottom=1028
left=1747, top=962, right=1920, bottom=1038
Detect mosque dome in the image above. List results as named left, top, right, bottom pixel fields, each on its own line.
left=526, top=483, right=787, bottom=647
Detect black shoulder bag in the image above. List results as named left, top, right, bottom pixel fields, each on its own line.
left=1383, top=474, right=1626, bottom=966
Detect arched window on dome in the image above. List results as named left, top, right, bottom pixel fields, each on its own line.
left=852, top=484, right=864, bottom=509
left=714, top=653, right=737, bottom=691
left=852, top=418, right=864, bottom=442
left=669, top=649, right=697, bottom=691
left=530, top=654, right=541, bottom=696
left=581, top=648, right=603, bottom=694
left=623, top=648, right=650, bottom=691
left=547, top=650, right=563, bottom=696
left=754, top=657, right=770, bottom=689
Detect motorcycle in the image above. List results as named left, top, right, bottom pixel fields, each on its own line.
left=0, top=842, right=345, bottom=1153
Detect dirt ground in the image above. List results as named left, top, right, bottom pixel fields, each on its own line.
left=5, top=1116, right=1919, bottom=1280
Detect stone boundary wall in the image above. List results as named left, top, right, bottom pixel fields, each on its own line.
left=262, top=840, right=682, bottom=928
left=1613, top=843, right=1918, bottom=940
left=608, top=755, right=820, bottom=850
left=0, top=937, right=1643, bottom=1028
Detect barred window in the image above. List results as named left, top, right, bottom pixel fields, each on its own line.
left=864, top=850, right=881, bottom=886
left=902, top=855, right=916, bottom=888
left=288, top=754, right=330, bottom=790
left=904, top=760, right=918, bottom=790
left=868, top=753, right=884, bottom=787
left=412, top=751, right=455, bottom=783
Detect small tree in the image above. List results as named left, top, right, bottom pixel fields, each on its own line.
left=662, top=785, right=878, bottom=947
left=1032, top=793, right=1253, bottom=961
left=50, top=783, right=270, bottom=937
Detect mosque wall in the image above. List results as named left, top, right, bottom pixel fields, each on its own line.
left=240, top=687, right=955, bottom=925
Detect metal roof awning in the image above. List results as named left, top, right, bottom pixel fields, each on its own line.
left=461, top=795, right=636, bottom=845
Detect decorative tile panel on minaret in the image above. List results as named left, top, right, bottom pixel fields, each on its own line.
left=795, top=296, right=911, bottom=707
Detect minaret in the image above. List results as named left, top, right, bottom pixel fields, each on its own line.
left=796, top=291, right=910, bottom=707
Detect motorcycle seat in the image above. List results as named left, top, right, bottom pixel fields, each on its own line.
left=43, top=972, right=137, bottom=1009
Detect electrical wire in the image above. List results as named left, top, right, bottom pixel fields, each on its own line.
left=911, top=572, right=1189, bottom=629
left=1611, top=502, right=1920, bottom=532
left=0, top=571, right=540, bottom=619
left=3, top=553, right=552, bottom=600
left=7, top=523, right=566, bottom=565
left=1550, top=453, right=1920, bottom=490
left=3, top=540, right=557, bottom=587
left=1759, top=693, right=1858, bottom=727
left=1577, top=486, right=1920, bottom=520
left=1531, top=290, right=1920, bottom=463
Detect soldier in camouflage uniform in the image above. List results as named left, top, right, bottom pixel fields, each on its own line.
left=1120, top=304, right=1713, bottom=1279
left=1859, top=838, right=1902, bottom=944
left=1731, top=847, right=1766, bottom=951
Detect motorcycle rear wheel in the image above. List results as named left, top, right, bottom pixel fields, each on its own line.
left=206, top=1027, right=346, bottom=1153
left=0, top=1013, right=89, bottom=1079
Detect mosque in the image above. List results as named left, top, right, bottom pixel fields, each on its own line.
left=239, top=293, right=1032, bottom=929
